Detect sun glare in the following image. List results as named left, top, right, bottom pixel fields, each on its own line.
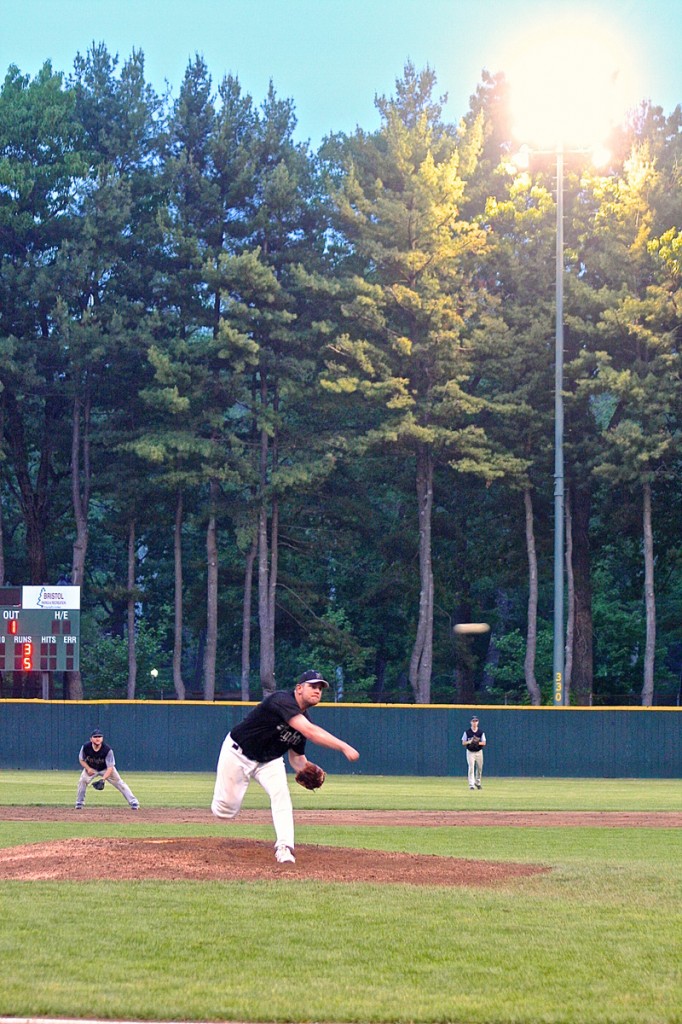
left=504, top=13, right=639, bottom=150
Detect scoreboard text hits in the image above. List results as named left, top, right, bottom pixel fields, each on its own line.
left=0, top=586, right=80, bottom=673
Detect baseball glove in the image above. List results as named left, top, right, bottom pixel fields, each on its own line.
left=92, top=778, right=105, bottom=791
left=295, top=762, right=326, bottom=790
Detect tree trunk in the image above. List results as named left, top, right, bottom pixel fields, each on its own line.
left=454, top=642, right=476, bottom=704
left=0, top=405, right=4, bottom=585
left=268, top=496, right=279, bottom=661
left=203, top=277, right=222, bottom=703
left=372, top=656, right=387, bottom=700
left=641, top=480, right=656, bottom=706
left=257, top=374, right=278, bottom=696
left=4, top=392, right=51, bottom=583
left=570, top=482, right=593, bottom=706
left=67, top=392, right=92, bottom=701
left=258, top=497, right=276, bottom=695
left=126, top=520, right=137, bottom=700
left=203, top=479, right=219, bottom=701
left=0, top=479, right=4, bottom=585
left=523, top=487, right=542, bottom=705
left=173, top=490, right=186, bottom=701
left=564, top=490, right=575, bottom=701
left=408, top=445, right=433, bottom=703
left=241, top=529, right=258, bottom=701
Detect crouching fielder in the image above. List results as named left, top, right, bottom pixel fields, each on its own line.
left=211, top=669, right=359, bottom=864
left=75, top=728, right=139, bottom=809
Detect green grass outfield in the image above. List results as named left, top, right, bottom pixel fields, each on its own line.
left=0, top=773, right=680, bottom=1024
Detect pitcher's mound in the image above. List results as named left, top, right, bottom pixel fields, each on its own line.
left=0, top=836, right=549, bottom=885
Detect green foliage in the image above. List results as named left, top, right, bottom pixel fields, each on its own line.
left=0, top=50, right=681, bottom=708
left=303, top=605, right=376, bottom=701
left=591, top=559, right=678, bottom=703
left=487, top=626, right=554, bottom=704
left=79, top=619, right=166, bottom=698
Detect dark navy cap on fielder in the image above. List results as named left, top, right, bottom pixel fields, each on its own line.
left=296, top=669, right=329, bottom=689
left=91, top=728, right=104, bottom=737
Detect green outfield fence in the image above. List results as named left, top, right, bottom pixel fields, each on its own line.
left=0, top=699, right=680, bottom=777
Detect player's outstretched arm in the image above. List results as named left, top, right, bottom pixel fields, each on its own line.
left=288, top=714, right=359, bottom=761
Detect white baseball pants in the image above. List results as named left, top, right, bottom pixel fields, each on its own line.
left=466, top=749, right=484, bottom=787
left=75, top=769, right=139, bottom=808
left=211, top=734, right=295, bottom=850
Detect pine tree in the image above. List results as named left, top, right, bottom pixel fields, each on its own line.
left=321, top=64, right=516, bottom=702
left=0, top=63, right=87, bottom=591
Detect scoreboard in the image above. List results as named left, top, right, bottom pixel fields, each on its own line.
left=0, top=585, right=80, bottom=673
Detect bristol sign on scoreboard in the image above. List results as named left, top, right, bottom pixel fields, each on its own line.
left=0, top=586, right=80, bottom=673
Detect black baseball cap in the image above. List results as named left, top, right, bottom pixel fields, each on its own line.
left=91, top=728, right=104, bottom=737
left=296, top=669, right=329, bottom=689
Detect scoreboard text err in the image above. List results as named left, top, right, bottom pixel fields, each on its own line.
left=0, top=586, right=80, bottom=672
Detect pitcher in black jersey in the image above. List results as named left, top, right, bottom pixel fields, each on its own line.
left=75, top=728, right=140, bottom=809
left=211, top=669, right=359, bottom=863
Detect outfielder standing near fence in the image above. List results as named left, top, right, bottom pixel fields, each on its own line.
left=75, top=728, right=140, bottom=809
left=462, top=715, right=486, bottom=790
left=211, top=669, right=360, bottom=864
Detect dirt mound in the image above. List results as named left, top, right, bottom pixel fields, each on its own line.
left=1, top=806, right=675, bottom=885
left=0, top=835, right=549, bottom=885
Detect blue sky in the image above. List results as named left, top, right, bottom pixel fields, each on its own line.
left=1, top=0, right=680, bottom=147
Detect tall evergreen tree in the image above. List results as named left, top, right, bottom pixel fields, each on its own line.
left=161, top=59, right=259, bottom=698
left=583, top=222, right=681, bottom=704
left=0, top=63, right=87, bottom=591
left=565, top=111, right=682, bottom=704
left=476, top=166, right=557, bottom=704
left=52, top=45, right=165, bottom=697
left=321, top=64, right=517, bottom=702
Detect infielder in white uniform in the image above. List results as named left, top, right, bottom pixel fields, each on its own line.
left=462, top=715, right=486, bottom=789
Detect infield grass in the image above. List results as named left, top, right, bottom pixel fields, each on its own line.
left=1, top=769, right=681, bottom=811
left=0, top=773, right=680, bottom=1024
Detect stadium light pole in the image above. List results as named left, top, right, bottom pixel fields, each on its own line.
left=552, top=143, right=565, bottom=706
left=506, top=17, right=633, bottom=705
left=507, top=140, right=568, bottom=706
